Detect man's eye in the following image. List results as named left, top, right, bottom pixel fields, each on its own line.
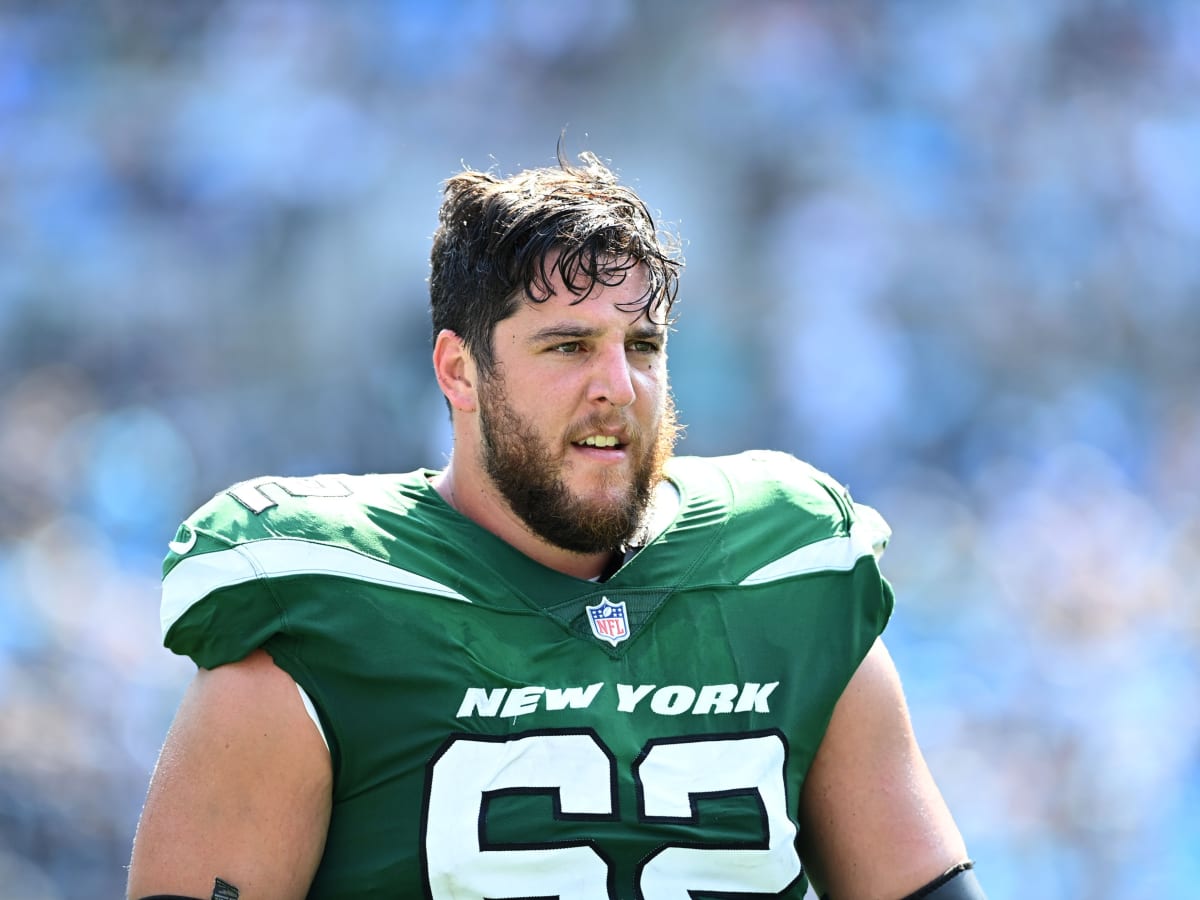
left=552, top=342, right=583, bottom=354
left=628, top=340, right=661, bottom=353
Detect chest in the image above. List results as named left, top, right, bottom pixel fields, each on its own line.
left=290, top=580, right=864, bottom=899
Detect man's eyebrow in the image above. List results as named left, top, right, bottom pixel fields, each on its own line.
left=629, top=322, right=668, bottom=341
left=527, top=323, right=598, bottom=344
left=526, top=322, right=667, bottom=344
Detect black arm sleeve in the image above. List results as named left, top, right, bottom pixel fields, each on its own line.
left=899, top=861, right=987, bottom=900
left=139, top=876, right=239, bottom=900
left=819, top=861, right=988, bottom=900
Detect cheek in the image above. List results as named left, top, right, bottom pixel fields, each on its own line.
left=506, top=380, right=573, bottom=426
left=635, top=365, right=667, bottom=403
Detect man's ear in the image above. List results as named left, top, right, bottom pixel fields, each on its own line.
left=432, top=329, right=478, bottom=413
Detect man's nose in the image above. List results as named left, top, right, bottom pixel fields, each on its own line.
left=588, top=344, right=636, bottom=408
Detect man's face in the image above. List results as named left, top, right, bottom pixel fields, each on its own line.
left=475, top=264, right=678, bottom=555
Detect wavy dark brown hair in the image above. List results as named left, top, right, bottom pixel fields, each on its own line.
left=429, top=149, right=683, bottom=376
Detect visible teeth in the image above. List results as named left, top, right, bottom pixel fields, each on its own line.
left=579, top=435, right=620, bottom=448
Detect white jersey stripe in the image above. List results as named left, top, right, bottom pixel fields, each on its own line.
left=296, top=683, right=330, bottom=753
left=738, top=516, right=888, bottom=586
left=161, top=537, right=469, bottom=639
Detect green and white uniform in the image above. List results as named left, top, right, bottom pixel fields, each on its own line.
left=161, top=450, right=893, bottom=899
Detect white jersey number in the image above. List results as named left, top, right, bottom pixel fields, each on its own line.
left=227, top=475, right=351, bottom=514
left=424, top=730, right=801, bottom=899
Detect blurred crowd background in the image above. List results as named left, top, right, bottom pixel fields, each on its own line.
left=2, top=1, right=1198, bottom=897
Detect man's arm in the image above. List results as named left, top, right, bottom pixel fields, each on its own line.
left=799, top=638, right=974, bottom=899
left=127, top=649, right=333, bottom=900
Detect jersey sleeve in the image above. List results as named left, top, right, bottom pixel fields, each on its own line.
left=159, top=478, right=305, bottom=669
left=711, top=451, right=888, bottom=567
left=706, top=449, right=895, bottom=637
left=850, top=500, right=891, bottom=559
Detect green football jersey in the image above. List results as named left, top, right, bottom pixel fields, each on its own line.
left=161, top=450, right=894, bottom=899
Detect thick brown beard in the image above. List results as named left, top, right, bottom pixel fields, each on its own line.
left=477, top=376, right=679, bottom=555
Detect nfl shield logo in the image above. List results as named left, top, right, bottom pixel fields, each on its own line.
left=586, top=597, right=629, bottom=647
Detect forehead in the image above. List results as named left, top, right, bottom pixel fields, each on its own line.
left=504, top=259, right=663, bottom=332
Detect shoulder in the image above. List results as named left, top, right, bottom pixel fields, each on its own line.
left=159, top=470, right=434, bottom=666
left=665, top=451, right=892, bottom=584
left=669, top=450, right=886, bottom=541
left=671, top=449, right=846, bottom=505
left=164, top=471, right=430, bottom=575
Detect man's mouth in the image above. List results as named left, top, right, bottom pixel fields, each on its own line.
left=574, top=435, right=624, bottom=448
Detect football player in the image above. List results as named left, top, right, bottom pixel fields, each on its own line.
left=128, top=151, right=985, bottom=900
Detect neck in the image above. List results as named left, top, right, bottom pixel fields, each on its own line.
left=431, top=464, right=617, bottom=580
